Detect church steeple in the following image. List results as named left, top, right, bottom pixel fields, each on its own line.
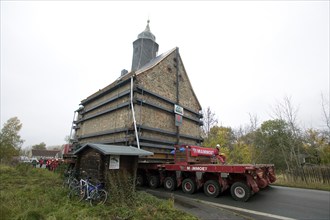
left=131, top=20, right=159, bottom=72
left=137, top=20, right=156, bottom=41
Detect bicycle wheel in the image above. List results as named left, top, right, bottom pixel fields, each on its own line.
left=89, top=189, right=108, bottom=206
left=63, top=177, right=70, bottom=188
left=68, top=186, right=86, bottom=202
left=68, top=178, right=79, bottom=190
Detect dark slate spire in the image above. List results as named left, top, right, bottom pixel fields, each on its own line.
left=137, top=20, right=156, bottom=41
left=131, top=20, right=159, bottom=72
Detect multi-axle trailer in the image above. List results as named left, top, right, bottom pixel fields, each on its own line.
left=65, top=28, right=277, bottom=202
left=137, top=145, right=276, bottom=201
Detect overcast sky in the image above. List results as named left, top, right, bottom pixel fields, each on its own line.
left=1, top=1, right=329, bottom=148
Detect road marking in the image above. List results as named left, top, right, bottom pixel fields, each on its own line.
left=200, top=200, right=296, bottom=220
left=145, top=188, right=297, bottom=220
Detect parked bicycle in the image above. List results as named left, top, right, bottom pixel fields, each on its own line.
left=68, top=176, right=108, bottom=206
left=63, top=169, right=79, bottom=189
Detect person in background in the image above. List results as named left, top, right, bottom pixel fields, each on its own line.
left=32, top=159, right=37, bottom=168
left=46, top=159, right=51, bottom=170
left=215, top=144, right=226, bottom=164
left=52, top=159, right=59, bottom=172
left=39, top=158, right=44, bottom=168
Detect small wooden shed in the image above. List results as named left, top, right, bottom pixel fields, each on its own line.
left=73, top=143, right=153, bottom=182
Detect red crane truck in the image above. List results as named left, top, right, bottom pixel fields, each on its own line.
left=137, top=145, right=276, bottom=202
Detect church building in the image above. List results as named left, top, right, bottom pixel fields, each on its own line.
left=72, top=21, right=203, bottom=164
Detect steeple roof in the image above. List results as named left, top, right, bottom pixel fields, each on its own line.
left=137, top=20, right=156, bottom=41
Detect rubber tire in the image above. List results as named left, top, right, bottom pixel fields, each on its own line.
left=68, top=178, right=79, bottom=190
left=68, top=186, right=85, bottom=202
left=136, top=174, right=145, bottom=187
left=63, top=177, right=70, bottom=188
left=182, top=178, right=196, bottom=194
left=204, top=180, right=221, bottom=198
left=164, top=176, right=177, bottom=191
left=149, top=175, right=160, bottom=189
left=230, top=182, right=251, bottom=202
left=90, top=189, right=108, bottom=206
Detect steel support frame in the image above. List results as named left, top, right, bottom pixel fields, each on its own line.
left=77, top=127, right=130, bottom=140
left=137, top=124, right=203, bottom=142
left=81, top=77, right=131, bottom=105
left=135, top=98, right=201, bottom=124
left=76, top=102, right=130, bottom=123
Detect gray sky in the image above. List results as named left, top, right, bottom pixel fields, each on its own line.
left=1, top=1, right=329, bottom=148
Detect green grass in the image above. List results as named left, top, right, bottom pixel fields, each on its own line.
left=0, top=164, right=198, bottom=220
left=273, top=174, right=330, bottom=191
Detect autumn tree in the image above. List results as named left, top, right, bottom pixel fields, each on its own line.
left=303, top=129, right=330, bottom=165
left=202, top=126, right=235, bottom=164
left=204, top=126, right=235, bottom=148
left=229, top=141, right=253, bottom=164
left=254, top=119, right=297, bottom=171
left=0, top=117, right=24, bottom=163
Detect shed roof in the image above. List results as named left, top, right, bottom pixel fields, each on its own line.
left=74, top=143, right=153, bottom=156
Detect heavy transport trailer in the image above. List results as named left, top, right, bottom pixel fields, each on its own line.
left=137, top=145, right=276, bottom=202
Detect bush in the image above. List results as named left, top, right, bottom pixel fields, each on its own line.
left=106, top=170, right=136, bottom=206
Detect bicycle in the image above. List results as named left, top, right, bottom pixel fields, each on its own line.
left=63, top=169, right=79, bottom=189
left=68, top=177, right=108, bottom=206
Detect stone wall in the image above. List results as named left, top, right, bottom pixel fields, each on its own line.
left=74, top=49, right=202, bottom=162
left=134, top=49, right=202, bottom=147
left=77, top=148, right=105, bottom=181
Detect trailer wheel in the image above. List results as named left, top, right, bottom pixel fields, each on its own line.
left=230, top=182, right=251, bottom=202
left=148, top=175, right=160, bottom=189
left=136, top=174, right=145, bottom=187
left=204, top=180, right=221, bottom=198
left=182, top=178, right=196, bottom=194
left=164, top=176, right=177, bottom=191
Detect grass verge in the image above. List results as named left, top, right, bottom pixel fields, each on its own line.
left=0, top=164, right=197, bottom=220
left=273, top=173, right=330, bottom=191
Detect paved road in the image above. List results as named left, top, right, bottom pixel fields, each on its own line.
left=144, top=186, right=330, bottom=220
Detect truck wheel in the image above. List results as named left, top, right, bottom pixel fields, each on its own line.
left=230, top=182, right=251, bottom=202
left=148, top=175, right=160, bottom=189
left=204, top=180, right=221, bottom=198
left=136, top=174, right=145, bottom=187
left=164, top=176, right=177, bottom=191
left=182, top=178, right=196, bottom=194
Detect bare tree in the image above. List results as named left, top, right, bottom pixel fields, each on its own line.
left=272, top=96, right=302, bottom=169
left=234, top=113, right=258, bottom=140
left=321, top=93, right=330, bottom=137
left=273, top=96, right=299, bottom=130
left=248, top=113, right=259, bottom=132
left=202, top=107, right=218, bottom=138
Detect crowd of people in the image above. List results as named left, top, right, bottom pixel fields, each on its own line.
left=31, top=158, right=61, bottom=171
